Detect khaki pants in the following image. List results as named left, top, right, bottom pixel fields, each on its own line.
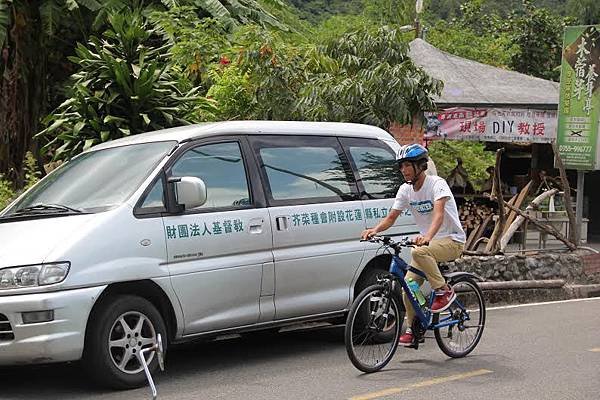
left=402, top=237, right=464, bottom=327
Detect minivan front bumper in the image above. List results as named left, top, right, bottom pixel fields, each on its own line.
left=0, top=286, right=106, bottom=365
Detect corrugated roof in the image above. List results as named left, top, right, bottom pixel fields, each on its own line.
left=409, top=39, right=559, bottom=108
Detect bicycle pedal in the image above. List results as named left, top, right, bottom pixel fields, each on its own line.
left=405, top=337, right=425, bottom=349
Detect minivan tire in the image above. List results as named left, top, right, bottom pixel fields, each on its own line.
left=83, top=295, right=167, bottom=389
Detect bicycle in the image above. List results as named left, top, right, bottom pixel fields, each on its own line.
left=345, top=236, right=486, bottom=373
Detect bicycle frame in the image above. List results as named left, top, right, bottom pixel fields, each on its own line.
left=389, top=254, right=468, bottom=332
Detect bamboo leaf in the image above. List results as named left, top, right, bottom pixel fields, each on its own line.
left=73, top=121, right=86, bottom=135
left=83, top=139, right=96, bottom=151
left=44, top=119, right=67, bottom=135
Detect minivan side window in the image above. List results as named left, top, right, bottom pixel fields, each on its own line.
left=341, top=138, right=404, bottom=199
left=250, top=135, right=357, bottom=206
left=140, top=178, right=166, bottom=210
left=170, top=142, right=251, bottom=210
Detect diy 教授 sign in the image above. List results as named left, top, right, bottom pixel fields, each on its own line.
left=423, top=107, right=557, bottom=143
left=557, top=25, right=600, bottom=170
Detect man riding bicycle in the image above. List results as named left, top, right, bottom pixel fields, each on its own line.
left=361, top=143, right=466, bottom=346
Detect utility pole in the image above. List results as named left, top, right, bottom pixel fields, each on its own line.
left=415, top=0, right=423, bottom=39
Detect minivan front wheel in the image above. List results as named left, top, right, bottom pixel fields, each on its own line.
left=83, top=295, right=167, bottom=389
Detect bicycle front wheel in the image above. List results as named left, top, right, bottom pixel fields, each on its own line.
left=434, top=276, right=486, bottom=358
left=345, top=285, right=403, bottom=373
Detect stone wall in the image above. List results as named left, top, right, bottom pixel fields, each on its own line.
left=444, top=253, right=600, bottom=284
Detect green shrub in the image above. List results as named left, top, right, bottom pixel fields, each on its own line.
left=428, top=140, right=495, bottom=191
left=0, top=178, right=15, bottom=211
left=0, top=152, right=40, bottom=211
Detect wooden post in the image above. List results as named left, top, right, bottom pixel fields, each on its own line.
left=486, top=148, right=506, bottom=253
left=576, top=171, right=585, bottom=244
left=552, top=143, right=578, bottom=245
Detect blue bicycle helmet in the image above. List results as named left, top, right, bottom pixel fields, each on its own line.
left=396, top=144, right=429, bottom=164
left=396, top=144, right=429, bottom=184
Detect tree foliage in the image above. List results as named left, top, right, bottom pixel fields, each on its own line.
left=566, top=0, right=600, bottom=25
left=151, top=7, right=230, bottom=86
left=38, top=8, right=216, bottom=160
left=300, top=26, right=443, bottom=128
left=4, top=0, right=591, bottom=189
left=288, top=0, right=362, bottom=24
left=427, top=0, right=574, bottom=81
left=500, top=1, right=575, bottom=81
left=427, top=21, right=517, bottom=69
left=220, top=25, right=442, bottom=127
left=0, top=152, right=40, bottom=210
left=234, top=26, right=310, bottom=119
left=428, top=140, right=495, bottom=190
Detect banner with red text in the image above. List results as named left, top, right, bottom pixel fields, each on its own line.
left=424, top=107, right=557, bottom=143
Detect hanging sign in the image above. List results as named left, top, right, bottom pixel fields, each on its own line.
left=557, top=25, right=600, bottom=170
left=424, top=107, right=557, bottom=143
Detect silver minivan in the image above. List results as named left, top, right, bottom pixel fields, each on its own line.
left=0, top=121, right=420, bottom=388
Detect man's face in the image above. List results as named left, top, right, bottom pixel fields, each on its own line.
left=399, top=161, right=416, bottom=181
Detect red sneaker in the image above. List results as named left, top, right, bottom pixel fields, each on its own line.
left=398, top=330, right=414, bottom=346
left=431, top=287, right=456, bottom=313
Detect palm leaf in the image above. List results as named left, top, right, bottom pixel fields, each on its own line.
left=76, top=0, right=102, bottom=11
left=65, top=0, right=79, bottom=11
left=39, top=0, right=62, bottom=37
left=161, top=0, right=181, bottom=7
left=193, top=0, right=236, bottom=27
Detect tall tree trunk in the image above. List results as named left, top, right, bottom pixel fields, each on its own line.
left=0, top=2, right=45, bottom=189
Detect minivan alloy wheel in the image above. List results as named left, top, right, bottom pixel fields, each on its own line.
left=108, top=311, right=157, bottom=374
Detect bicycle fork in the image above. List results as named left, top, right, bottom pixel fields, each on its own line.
left=368, top=281, right=394, bottom=331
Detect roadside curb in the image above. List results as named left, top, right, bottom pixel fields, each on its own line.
left=478, top=279, right=600, bottom=306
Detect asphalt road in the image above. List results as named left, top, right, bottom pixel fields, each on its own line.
left=1, top=298, right=599, bottom=400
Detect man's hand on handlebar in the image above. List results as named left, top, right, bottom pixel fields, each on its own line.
left=361, top=228, right=379, bottom=240
left=413, top=235, right=431, bottom=246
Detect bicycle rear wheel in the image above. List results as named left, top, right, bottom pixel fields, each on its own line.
left=433, top=276, right=485, bottom=358
left=345, top=285, right=403, bottom=373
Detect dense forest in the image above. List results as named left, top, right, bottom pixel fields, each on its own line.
left=0, top=0, right=599, bottom=207
left=291, top=0, right=597, bottom=22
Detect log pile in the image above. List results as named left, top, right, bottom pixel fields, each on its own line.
left=461, top=145, right=579, bottom=256
left=459, top=201, right=494, bottom=233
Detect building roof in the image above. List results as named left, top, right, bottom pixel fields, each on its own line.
left=91, top=120, right=392, bottom=151
left=409, top=39, right=559, bottom=108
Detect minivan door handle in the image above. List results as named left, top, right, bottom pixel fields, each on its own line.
left=248, top=217, right=265, bottom=234
left=275, top=216, right=289, bottom=231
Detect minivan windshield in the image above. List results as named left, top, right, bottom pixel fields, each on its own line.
left=3, top=141, right=177, bottom=216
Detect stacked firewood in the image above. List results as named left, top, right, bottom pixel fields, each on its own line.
left=459, top=201, right=494, bottom=234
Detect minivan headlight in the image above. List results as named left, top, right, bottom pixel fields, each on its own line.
left=0, top=262, right=70, bottom=289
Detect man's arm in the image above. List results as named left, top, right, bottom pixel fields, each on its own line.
left=361, top=209, right=402, bottom=240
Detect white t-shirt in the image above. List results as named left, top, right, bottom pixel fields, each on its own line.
left=392, top=175, right=466, bottom=243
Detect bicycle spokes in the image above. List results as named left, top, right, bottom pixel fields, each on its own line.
left=434, top=278, right=486, bottom=358
left=345, top=286, right=402, bottom=373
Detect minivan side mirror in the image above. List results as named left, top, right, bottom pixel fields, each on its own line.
left=170, top=177, right=207, bottom=210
